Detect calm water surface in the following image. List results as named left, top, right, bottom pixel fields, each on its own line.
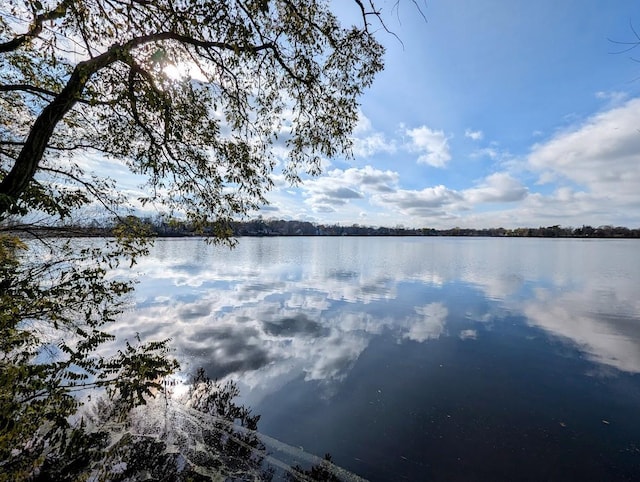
left=119, top=237, right=640, bottom=480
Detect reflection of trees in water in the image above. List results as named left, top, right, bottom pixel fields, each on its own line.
left=189, top=368, right=261, bottom=431
left=92, top=368, right=271, bottom=480
left=289, top=453, right=342, bottom=481
left=31, top=368, right=347, bottom=481
left=177, top=368, right=270, bottom=480
left=31, top=422, right=111, bottom=482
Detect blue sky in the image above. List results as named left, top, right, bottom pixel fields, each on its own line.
left=262, top=0, right=640, bottom=228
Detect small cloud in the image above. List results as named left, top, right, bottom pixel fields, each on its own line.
left=262, top=314, right=324, bottom=338
left=313, top=204, right=336, bottom=213
left=378, top=185, right=460, bottom=208
left=351, top=111, right=397, bottom=158
left=404, top=302, right=448, bottom=343
left=310, top=196, right=347, bottom=207
left=301, top=166, right=399, bottom=214
left=470, top=147, right=499, bottom=161
left=346, top=166, right=398, bottom=190
left=374, top=185, right=462, bottom=219
left=352, top=132, right=397, bottom=158
left=459, top=329, right=478, bottom=340
left=260, top=204, right=280, bottom=212
left=465, top=129, right=484, bottom=141
left=405, top=125, right=452, bottom=167
left=464, top=172, right=528, bottom=204
left=323, top=187, right=363, bottom=200
left=595, top=90, right=628, bottom=106
left=353, top=110, right=373, bottom=134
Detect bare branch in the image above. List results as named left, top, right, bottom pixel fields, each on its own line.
left=0, top=1, right=70, bottom=54
left=608, top=20, right=640, bottom=55
left=39, top=166, right=125, bottom=221
left=0, top=83, right=58, bottom=97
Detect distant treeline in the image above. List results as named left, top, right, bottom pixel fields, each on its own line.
left=229, top=220, right=640, bottom=238
left=8, top=217, right=640, bottom=238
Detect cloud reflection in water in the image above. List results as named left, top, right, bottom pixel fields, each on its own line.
left=114, top=237, right=640, bottom=406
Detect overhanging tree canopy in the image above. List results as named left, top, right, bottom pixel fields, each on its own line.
left=0, top=0, right=384, bottom=226
left=0, top=1, right=393, bottom=477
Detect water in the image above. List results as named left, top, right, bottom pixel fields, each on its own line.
left=120, top=237, right=640, bottom=480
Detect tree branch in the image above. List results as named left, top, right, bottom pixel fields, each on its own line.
left=0, top=83, right=57, bottom=97
left=0, top=30, right=304, bottom=214
left=0, top=84, right=116, bottom=106
left=39, top=166, right=125, bottom=220
left=0, top=47, right=122, bottom=208
left=0, top=1, right=70, bottom=54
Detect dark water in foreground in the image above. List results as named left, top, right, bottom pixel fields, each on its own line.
left=120, top=237, right=640, bottom=480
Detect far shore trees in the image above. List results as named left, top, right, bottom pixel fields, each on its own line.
left=0, top=0, right=389, bottom=477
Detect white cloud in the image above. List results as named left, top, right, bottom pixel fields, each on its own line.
left=303, top=331, right=370, bottom=383
left=470, top=147, right=498, bottom=160
left=323, top=187, right=363, bottom=200
left=459, top=329, right=478, bottom=340
left=464, top=128, right=484, bottom=141
left=405, top=126, right=452, bottom=167
left=340, top=166, right=399, bottom=192
left=263, top=98, right=640, bottom=228
left=351, top=111, right=397, bottom=158
left=310, top=203, right=337, bottom=213
left=481, top=97, right=640, bottom=227
left=464, top=172, right=528, bottom=203
left=352, top=132, right=397, bottom=158
left=404, top=302, right=448, bottom=343
left=595, top=90, right=628, bottom=106
left=517, top=188, right=614, bottom=225
left=353, top=111, right=373, bottom=135
left=301, top=166, right=399, bottom=213
left=374, top=185, right=463, bottom=218
left=528, top=98, right=640, bottom=202
left=525, top=288, right=640, bottom=373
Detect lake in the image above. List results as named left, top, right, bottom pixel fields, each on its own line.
left=117, top=237, right=640, bottom=480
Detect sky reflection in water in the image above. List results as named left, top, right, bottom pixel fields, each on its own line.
left=119, top=237, right=640, bottom=480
